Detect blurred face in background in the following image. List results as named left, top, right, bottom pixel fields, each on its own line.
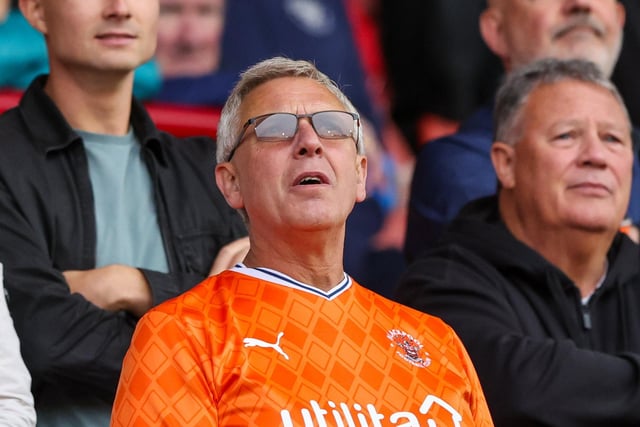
left=20, top=0, right=158, bottom=75
left=156, top=0, right=225, bottom=77
left=481, top=0, right=625, bottom=77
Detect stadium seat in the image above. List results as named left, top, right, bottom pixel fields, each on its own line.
left=0, top=90, right=220, bottom=138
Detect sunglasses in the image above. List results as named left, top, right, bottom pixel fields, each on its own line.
left=228, top=110, right=360, bottom=160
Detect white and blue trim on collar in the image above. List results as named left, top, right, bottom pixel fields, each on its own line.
left=230, top=263, right=352, bottom=300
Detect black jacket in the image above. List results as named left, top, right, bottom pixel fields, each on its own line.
left=395, top=196, right=640, bottom=427
left=0, top=77, right=247, bottom=401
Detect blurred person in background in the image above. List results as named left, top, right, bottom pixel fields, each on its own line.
left=0, top=0, right=247, bottom=425
left=156, top=0, right=224, bottom=77
left=153, top=0, right=238, bottom=106
left=404, top=0, right=640, bottom=262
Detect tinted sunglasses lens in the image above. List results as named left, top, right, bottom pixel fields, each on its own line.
left=312, top=111, right=355, bottom=139
left=254, top=113, right=297, bottom=140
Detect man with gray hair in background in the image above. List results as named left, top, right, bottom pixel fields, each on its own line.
left=396, top=58, right=640, bottom=426
left=404, top=0, right=640, bottom=261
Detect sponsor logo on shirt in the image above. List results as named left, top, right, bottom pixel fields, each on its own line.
left=280, top=395, right=463, bottom=426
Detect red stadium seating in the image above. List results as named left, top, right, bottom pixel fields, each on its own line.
left=0, top=90, right=21, bottom=113
left=144, top=102, right=220, bottom=139
left=0, top=90, right=220, bottom=138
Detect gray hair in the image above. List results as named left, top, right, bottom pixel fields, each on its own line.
left=493, top=58, right=630, bottom=144
left=216, top=56, right=365, bottom=163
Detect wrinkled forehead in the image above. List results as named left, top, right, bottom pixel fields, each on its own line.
left=522, top=80, right=631, bottom=132
left=239, top=77, right=347, bottom=120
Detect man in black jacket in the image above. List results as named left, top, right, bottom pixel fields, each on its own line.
left=396, top=58, right=640, bottom=426
left=0, top=0, right=247, bottom=425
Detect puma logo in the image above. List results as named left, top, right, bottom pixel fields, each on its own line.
left=243, top=331, right=290, bottom=360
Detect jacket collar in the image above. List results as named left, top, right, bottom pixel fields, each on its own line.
left=446, top=196, right=638, bottom=287
left=18, top=75, right=166, bottom=163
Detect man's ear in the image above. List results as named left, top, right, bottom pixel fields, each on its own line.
left=491, top=141, right=516, bottom=189
left=19, top=0, right=47, bottom=34
left=215, top=163, right=244, bottom=209
left=355, top=155, right=367, bottom=203
left=479, top=7, right=508, bottom=63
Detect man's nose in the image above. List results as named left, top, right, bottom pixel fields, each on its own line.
left=104, top=0, right=132, bottom=19
left=578, top=131, right=608, bottom=167
left=294, top=119, right=323, bottom=157
left=563, top=0, right=593, bottom=15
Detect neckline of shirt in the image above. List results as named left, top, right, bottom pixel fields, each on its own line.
left=231, top=263, right=351, bottom=300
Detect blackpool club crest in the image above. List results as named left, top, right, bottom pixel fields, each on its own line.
left=387, top=329, right=431, bottom=368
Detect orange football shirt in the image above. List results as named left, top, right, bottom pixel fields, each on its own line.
left=111, top=266, right=493, bottom=426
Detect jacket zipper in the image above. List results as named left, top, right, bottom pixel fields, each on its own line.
left=581, top=303, right=592, bottom=330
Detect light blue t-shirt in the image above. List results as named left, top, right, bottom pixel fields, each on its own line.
left=80, top=128, right=169, bottom=273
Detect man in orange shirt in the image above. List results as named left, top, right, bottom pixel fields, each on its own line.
left=111, top=57, right=493, bottom=427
